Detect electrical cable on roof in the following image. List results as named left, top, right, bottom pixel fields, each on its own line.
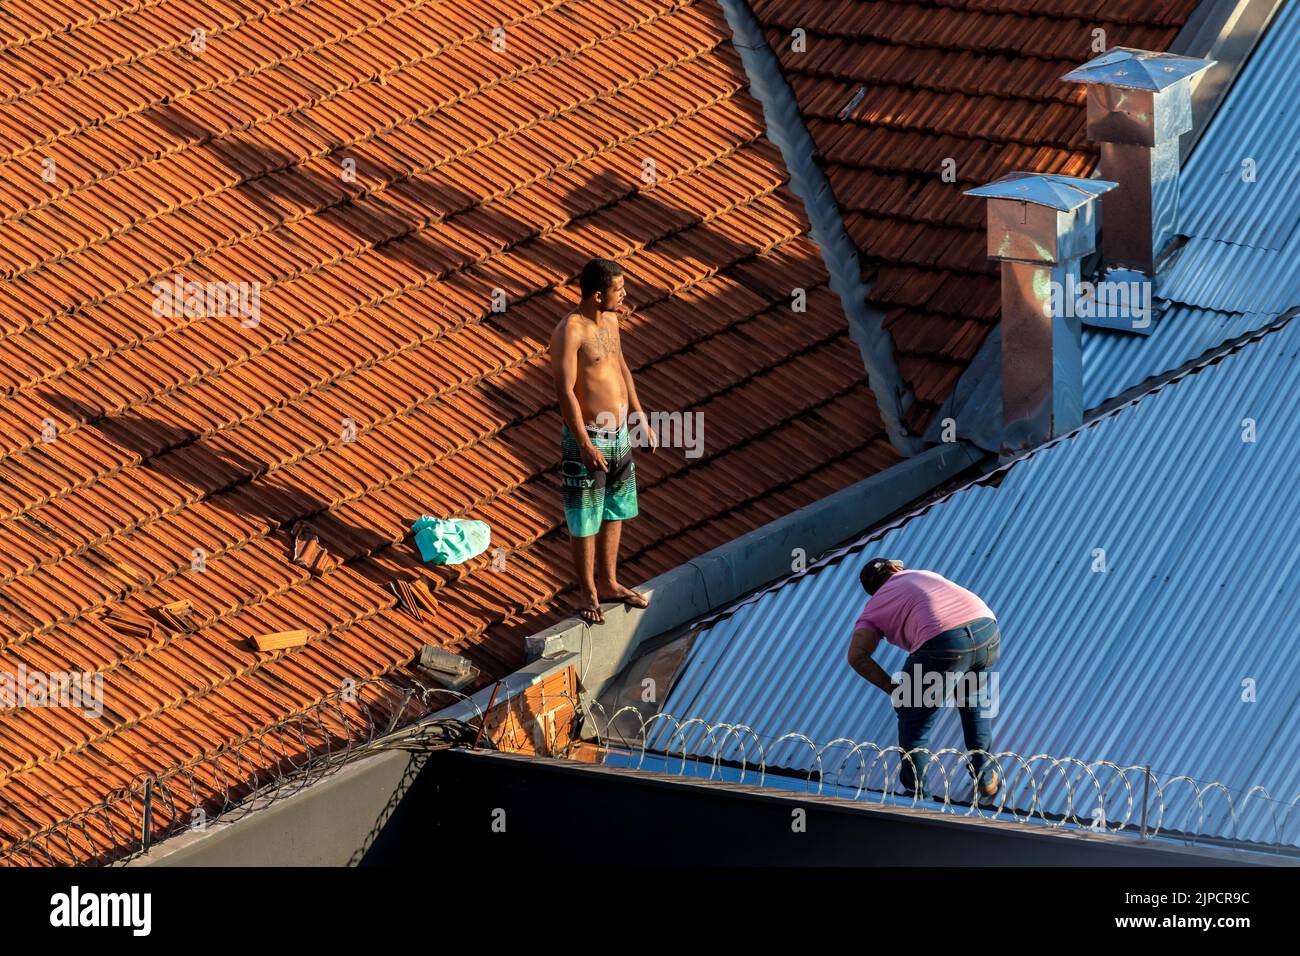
left=579, top=615, right=594, bottom=687
left=393, top=717, right=490, bottom=752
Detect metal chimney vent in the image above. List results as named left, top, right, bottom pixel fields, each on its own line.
left=1061, top=48, right=1216, bottom=274
left=965, top=173, right=1117, bottom=453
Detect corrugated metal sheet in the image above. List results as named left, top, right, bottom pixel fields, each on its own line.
left=1082, top=306, right=1278, bottom=409
left=654, top=317, right=1300, bottom=845
left=1159, top=236, right=1300, bottom=314
left=1178, top=0, right=1300, bottom=250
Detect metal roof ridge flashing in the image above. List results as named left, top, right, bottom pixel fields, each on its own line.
left=1169, top=0, right=1290, bottom=159
left=714, top=0, right=923, bottom=454
left=970, top=303, right=1300, bottom=480
left=995, top=304, right=1300, bottom=472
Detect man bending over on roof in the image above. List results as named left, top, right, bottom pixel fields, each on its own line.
left=847, top=559, right=1002, bottom=799
left=550, top=258, right=657, bottom=626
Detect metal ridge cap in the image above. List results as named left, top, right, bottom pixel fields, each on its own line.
left=1084, top=303, right=1300, bottom=420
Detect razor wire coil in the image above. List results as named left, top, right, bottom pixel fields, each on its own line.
left=0, top=677, right=484, bottom=867
left=587, top=705, right=1300, bottom=850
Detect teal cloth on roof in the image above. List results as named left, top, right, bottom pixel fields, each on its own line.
left=411, top=516, right=491, bottom=565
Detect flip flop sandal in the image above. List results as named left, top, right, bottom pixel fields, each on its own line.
left=575, top=604, right=604, bottom=625
left=608, top=590, right=650, bottom=609
left=603, top=587, right=655, bottom=608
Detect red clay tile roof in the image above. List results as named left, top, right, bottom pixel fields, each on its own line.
left=751, top=0, right=1204, bottom=432
left=0, top=0, right=900, bottom=860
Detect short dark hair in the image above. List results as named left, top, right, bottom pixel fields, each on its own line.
left=579, top=258, right=622, bottom=298
left=860, top=558, right=904, bottom=594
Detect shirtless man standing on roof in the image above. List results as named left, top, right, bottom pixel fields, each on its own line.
left=550, top=258, right=656, bottom=625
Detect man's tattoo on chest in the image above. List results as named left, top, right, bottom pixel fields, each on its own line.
left=589, top=326, right=618, bottom=360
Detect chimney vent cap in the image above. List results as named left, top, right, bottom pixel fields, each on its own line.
left=1061, top=47, right=1215, bottom=92
left=964, top=172, right=1117, bottom=212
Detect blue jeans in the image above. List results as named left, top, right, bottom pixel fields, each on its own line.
left=895, top=617, right=1001, bottom=795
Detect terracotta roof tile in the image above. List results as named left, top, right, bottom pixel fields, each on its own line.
left=0, top=0, right=906, bottom=861
left=752, top=0, right=1202, bottom=429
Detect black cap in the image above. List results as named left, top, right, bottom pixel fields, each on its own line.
left=860, top=558, right=904, bottom=594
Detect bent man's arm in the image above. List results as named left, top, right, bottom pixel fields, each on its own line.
left=847, top=626, right=898, bottom=698
left=550, top=319, right=607, bottom=471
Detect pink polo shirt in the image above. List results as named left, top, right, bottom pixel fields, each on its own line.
left=854, top=569, right=995, bottom=653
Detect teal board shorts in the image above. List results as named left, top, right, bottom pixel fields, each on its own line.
left=560, top=422, right=638, bottom=537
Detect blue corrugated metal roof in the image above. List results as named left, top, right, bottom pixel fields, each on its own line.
left=1081, top=306, right=1277, bottom=409
left=1159, top=0, right=1300, bottom=314
left=1157, top=0, right=1300, bottom=315
left=630, top=3, right=1300, bottom=847
left=655, top=315, right=1300, bottom=845
left=1177, top=0, right=1300, bottom=251
left=1159, top=237, right=1300, bottom=314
